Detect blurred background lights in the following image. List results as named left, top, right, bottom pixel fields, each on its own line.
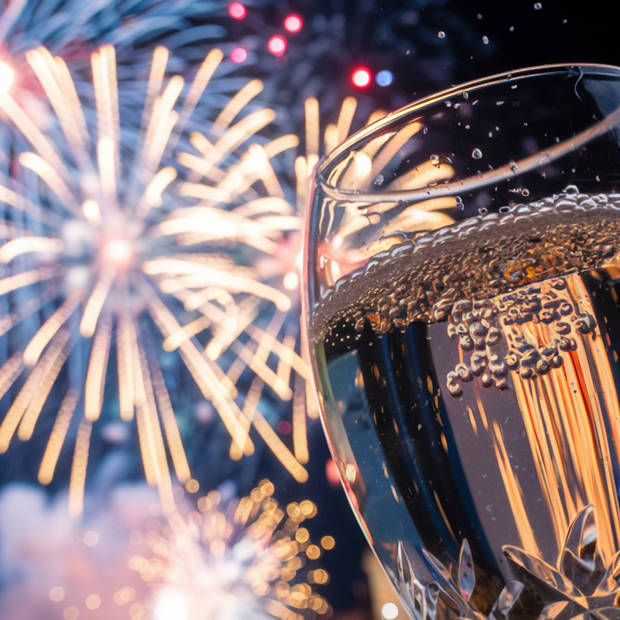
left=230, top=46, right=248, bottom=63
left=351, top=66, right=372, bottom=88
left=228, top=2, right=246, bottom=20
left=376, top=69, right=393, bottom=87
left=382, top=602, right=399, bottom=619
left=283, top=14, right=303, bottom=33
left=267, top=34, right=287, bottom=57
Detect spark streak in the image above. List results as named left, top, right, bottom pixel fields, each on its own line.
left=0, top=43, right=308, bottom=512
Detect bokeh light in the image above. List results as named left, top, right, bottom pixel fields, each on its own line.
left=228, top=2, right=247, bottom=20
left=284, top=14, right=304, bottom=33
left=230, top=46, right=248, bottom=63
left=351, top=66, right=372, bottom=89
left=267, top=34, right=287, bottom=57
left=376, top=69, right=393, bottom=87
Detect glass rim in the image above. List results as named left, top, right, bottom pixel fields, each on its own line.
left=315, top=62, right=620, bottom=203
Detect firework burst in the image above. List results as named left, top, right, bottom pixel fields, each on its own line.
left=131, top=479, right=331, bottom=620
left=0, top=43, right=309, bottom=514
left=0, top=0, right=234, bottom=161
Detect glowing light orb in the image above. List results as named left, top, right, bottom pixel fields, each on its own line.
left=0, top=60, right=15, bottom=95
left=376, top=69, right=393, bottom=87
left=100, top=237, right=134, bottom=271
left=230, top=46, right=248, bottom=63
left=351, top=66, right=372, bottom=88
left=283, top=14, right=303, bottom=33
left=228, top=2, right=247, bottom=20
left=382, top=602, right=399, bottom=619
left=267, top=35, right=287, bottom=57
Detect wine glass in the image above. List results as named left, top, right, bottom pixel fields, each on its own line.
left=302, top=64, right=620, bottom=619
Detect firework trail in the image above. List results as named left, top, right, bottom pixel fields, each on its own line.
left=0, top=43, right=309, bottom=515
left=132, top=479, right=331, bottom=620
left=0, top=0, right=235, bottom=161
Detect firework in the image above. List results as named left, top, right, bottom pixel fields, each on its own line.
left=131, top=479, right=331, bottom=620
left=0, top=0, right=236, bottom=163
left=0, top=43, right=309, bottom=514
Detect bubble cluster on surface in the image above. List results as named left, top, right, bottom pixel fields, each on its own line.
left=443, top=280, right=597, bottom=397
left=313, top=187, right=619, bottom=356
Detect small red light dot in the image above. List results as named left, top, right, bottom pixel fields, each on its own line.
left=230, top=47, right=248, bottom=63
left=277, top=420, right=292, bottom=435
left=284, top=13, right=303, bottom=33
left=267, top=34, right=287, bottom=57
left=351, top=67, right=372, bottom=88
left=228, top=2, right=246, bottom=20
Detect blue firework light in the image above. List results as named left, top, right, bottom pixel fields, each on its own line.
left=0, top=0, right=236, bottom=162
left=0, top=43, right=311, bottom=514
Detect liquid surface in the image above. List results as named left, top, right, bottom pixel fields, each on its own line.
left=311, top=188, right=620, bottom=618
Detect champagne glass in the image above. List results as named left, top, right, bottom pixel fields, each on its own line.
left=302, top=64, right=620, bottom=619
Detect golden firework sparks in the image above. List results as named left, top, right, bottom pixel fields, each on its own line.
left=0, top=44, right=309, bottom=513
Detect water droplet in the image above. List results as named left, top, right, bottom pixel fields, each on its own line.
left=482, top=35, right=489, bottom=45
left=521, top=188, right=530, bottom=197
left=437, top=30, right=446, bottom=38
left=478, top=207, right=488, bottom=215
left=509, top=25, right=515, bottom=32
left=374, top=174, right=384, bottom=186
left=534, top=2, right=542, bottom=9
left=472, top=148, right=483, bottom=159
left=430, top=154, right=440, bottom=166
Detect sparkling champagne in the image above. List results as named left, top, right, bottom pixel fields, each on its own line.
left=310, top=188, right=620, bottom=618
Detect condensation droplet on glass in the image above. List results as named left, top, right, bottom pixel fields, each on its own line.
left=510, top=162, right=518, bottom=174
left=596, top=175, right=601, bottom=182
left=462, top=91, right=469, bottom=100
left=562, top=18, right=568, bottom=24
left=499, top=205, right=510, bottom=214
left=438, top=30, right=446, bottom=38
left=534, top=2, right=542, bottom=9
left=456, top=196, right=465, bottom=211
left=478, top=207, right=488, bottom=215
left=430, top=154, right=440, bottom=166
left=509, top=25, right=515, bottom=32
left=465, top=124, right=471, bottom=130
left=472, top=148, right=483, bottom=159
left=482, top=35, right=489, bottom=44
left=422, top=126, right=429, bottom=134
left=476, top=13, right=483, bottom=19
left=521, top=188, right=530, bottom=197
left=488, top=131, right=493, bottom=138
left=374, top=174, right=384, bottom=186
